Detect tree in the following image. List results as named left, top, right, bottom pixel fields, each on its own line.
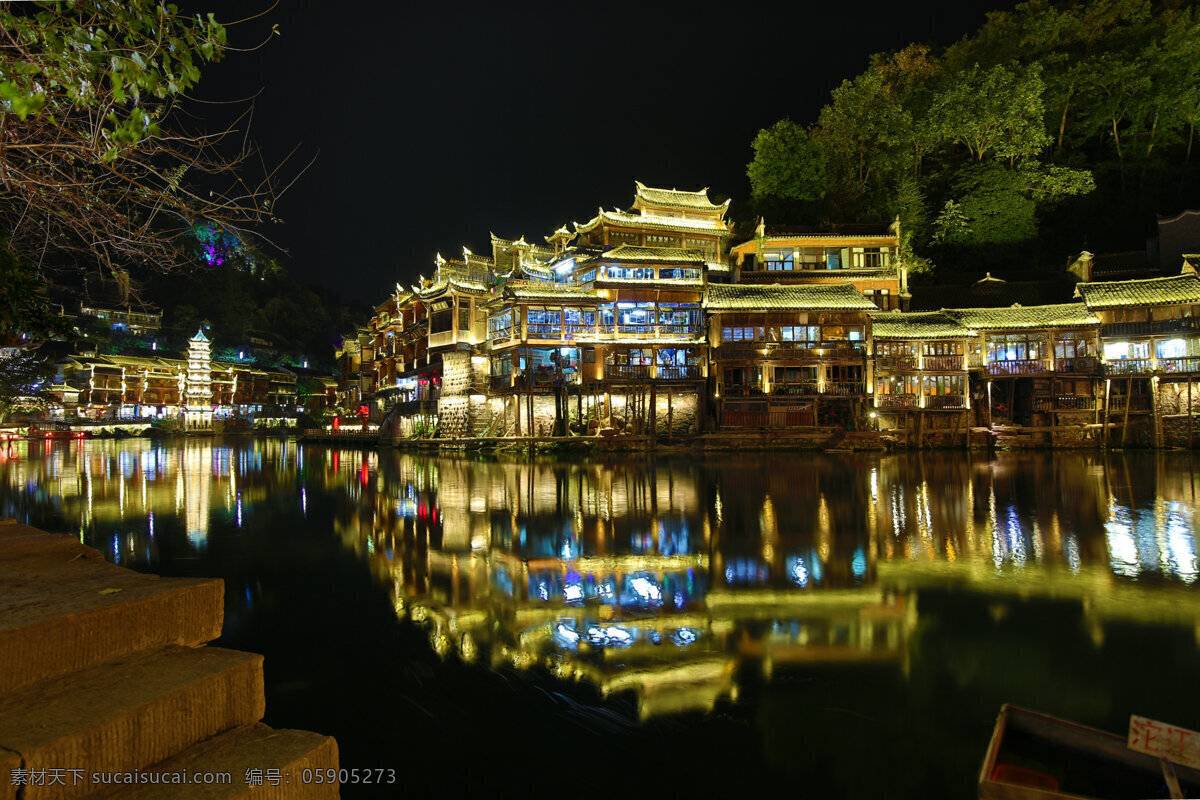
left=814, top=70, right=914, bottom=217
left=0, top=346, right=55, bottom=421
left=927, top=63, right=1051, bottom=163
left=0, top=1, right=282, bottom=283
left=746, top=119, right=828, bottom=204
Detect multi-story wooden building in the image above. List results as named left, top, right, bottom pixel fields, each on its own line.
left=943, top=303, right=1102, bottom=440
left=705, top=283, right=875, bottom=429
left=1076, top=271, right=1200, bottom=446
left=870, top=312, right=972, bottom=444
left=729, top=219, right=909, bottom=310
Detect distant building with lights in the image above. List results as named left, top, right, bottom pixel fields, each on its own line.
left=47, top=326, right=317, bottom=423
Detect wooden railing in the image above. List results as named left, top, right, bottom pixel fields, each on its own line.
left=822, top=381, right=865, bottom=396
left=875, top=356, right=919, bottom=372
left=925, top=395, right=966, bottom=409
left=922, top=355, right=964, bottom=371
left=656, top=365, right=702, bottom=380
left=1157, top=356, right=1200, bottom=374
left=986, top=359, right=1047, bottom=376
left=875, top=394, right=917, bottom=408
left=771, top=381, right=820, bottom=396
left=1033, top=395, right=1094, bottom=411
left=605, top=364, right=651, bottom=380
left=1105, top=359, right=1153, bottom=375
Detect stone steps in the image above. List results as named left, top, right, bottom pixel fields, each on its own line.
left=0, top=521, right=224, bottom=695
left=0, top=646, right=264, bottom=800
left=89, top=725, right=338, bottom=800
left=0, top=520, right=339, bottom=799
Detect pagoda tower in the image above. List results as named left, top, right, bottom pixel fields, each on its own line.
left=184, top=329, right=213, bottom=429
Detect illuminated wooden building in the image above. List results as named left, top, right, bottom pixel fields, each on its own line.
left=871, top=312, right=972, bottom=445
left=705, top=283, right=876, bottom=429
left=1076, top=271, right=1200, bottom=447
left=730, top=218, right=908, bottom=310
left=53, top=340, right=301, bottom=422
left=944, top=303, right=1102, bottom=441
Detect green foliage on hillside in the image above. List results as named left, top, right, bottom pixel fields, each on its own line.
left=746, top=1, right=1200, bottom=272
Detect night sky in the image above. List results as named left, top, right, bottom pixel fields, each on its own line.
left=191, top=0, right=1014, bottom=304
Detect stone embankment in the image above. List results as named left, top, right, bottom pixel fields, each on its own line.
left=0, top=520, right=338, bottom=799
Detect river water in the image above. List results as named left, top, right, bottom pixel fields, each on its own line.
left=2, top=438, right=1199, bottom=797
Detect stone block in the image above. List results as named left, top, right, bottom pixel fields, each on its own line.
left=0, top=646, right=264, bottom=800
left=89, top=724, right=339, bottom=800
left=0, top=523, right=223, bottom=694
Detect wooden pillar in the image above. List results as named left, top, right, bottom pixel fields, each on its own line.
left=1121, top=376, right=1133, bottom=447
left=1103, top=378, right=1111, bottom=447
left=667, top=390, right=673, bottom=442
left=986, top=380, right=993, bottom=429
left=1189, top=379, right=1194, bottom=449
left=649, top=380, right=657, bottom=440
left=1151, top=377, right=1162, bottom=449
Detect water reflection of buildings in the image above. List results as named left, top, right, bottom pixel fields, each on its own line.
left=0, top=438, right=303, bottom=567
left=329, top=450, right=1200, bottom=718
left=332, top=456, right=918, bottom=720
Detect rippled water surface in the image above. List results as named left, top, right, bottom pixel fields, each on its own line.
left=3, top=438, right=1200, bottom=797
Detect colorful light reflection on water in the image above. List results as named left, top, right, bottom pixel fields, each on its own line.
left=3, top=439, right=1200, bottom=796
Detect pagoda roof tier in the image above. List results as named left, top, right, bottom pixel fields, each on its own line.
left=575, top=209, right=730, bottom=235
left=601, top=245, right=705, bottom=264
left=632, top=181, right=730, bottom=214
left=521, top=262, right=554, bottom=280
left=944, top=303, right=1099, bottom=330
left=415, top=277, right=489, bottom=299
left=1075, top=273, right=1200, bottom=309
left=497, top=283, right=600, bottom=303
left=872, top=312, right=973, bottom=340
left=704, top=283, right=876, bottom=312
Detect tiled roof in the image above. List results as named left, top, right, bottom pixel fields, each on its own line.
left=944, top=303, right=1099, bottom=330
left=602, top=245, right=705, bottom=264
left=633, top=181, right=729, bottom=213
left=576, top=209, right=729, bottom=235
left=1076, top=273, right=1200, bottom=309
left=706, top=261, right=731, bottom=272
left=704, top=283, right=876, bottom=312
left=501, top=284, right=599, bottom=303
left=872, top=312, right=973, bottom=340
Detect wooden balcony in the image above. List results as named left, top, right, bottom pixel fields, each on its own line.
left=770, top=381, right=820, bottom=397
left=875, top=394, right=917, bottom=408
left=875, top=356, right=920, bottom=372
left=605, top=364, right=651, bottom=381
left=922, top=355, right=965, bottom=372
left=925, top=395, right=967, bottom=409
left=822, top=381, right=865, bottom=396
left=655, top=365, right=703, bottom=380
left=986, top=359, right=1047, bottom=376
left=1105, top=358, right=1153, bottom=376
left=1157, top=356, right=1200, bottom=374
left=1033, top=395, right=1095, bottom=411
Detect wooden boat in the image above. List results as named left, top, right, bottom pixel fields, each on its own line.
left=980, top=705, right=1200, bottom=799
